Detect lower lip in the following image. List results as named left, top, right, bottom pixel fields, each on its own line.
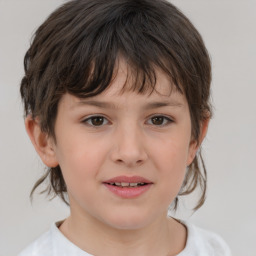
left=103, top=184, right=152, bottom=199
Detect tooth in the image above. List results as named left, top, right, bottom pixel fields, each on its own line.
left=115, top=182, right=121, bottom=186
left=130, top=183, right=138, bottom=187
left=121, top=182, right=129, bottom=187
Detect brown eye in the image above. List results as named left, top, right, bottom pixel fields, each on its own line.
left=148, top=116, right=172, bottom=126
left=83, top=116, right=108, bottom=126
left=91, top=117, right=104, bottom=126
left=151, top=116, right=164, bottom=125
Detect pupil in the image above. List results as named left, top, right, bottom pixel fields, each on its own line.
left=152, top=117, right=163, bottom=125
left=92, top=117, right=104, bottom=126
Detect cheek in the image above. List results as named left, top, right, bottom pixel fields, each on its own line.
left=54, top=134, right=110, bottom=188
left=153, top=133, right=190, bottom=171
left=161, top=146, right=187, bottom=183
left=151, top=137, right=190, bottom=198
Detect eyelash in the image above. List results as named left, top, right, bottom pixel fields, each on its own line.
left=82, top=115, right=173, bottom=127
left=82, top=115, right=110, bottom=127
left=146, top=115, right=173, bottom=126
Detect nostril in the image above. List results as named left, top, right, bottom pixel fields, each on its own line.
left=114, top=158, right=145, bottom=167
left=110, top=145, right=148, bottom=166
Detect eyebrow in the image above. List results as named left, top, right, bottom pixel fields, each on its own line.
left=77, top=100, right=118, bottom=109
left=76, top=100, right=183, bottom=109
left=143, top=101, right=183, bottom=109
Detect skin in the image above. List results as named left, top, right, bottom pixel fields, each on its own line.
left=25, top=60, right=209, bottom=256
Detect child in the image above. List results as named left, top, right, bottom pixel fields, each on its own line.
left=19, top=0, right=231, bottom=255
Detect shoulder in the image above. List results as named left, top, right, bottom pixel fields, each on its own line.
left=192, top=225, right=231, bottom=254
left=178, top=222, right=232, bottom=256
left=18, top=222, right=92, bottom=256
left=18, top=229, right=52, bottom=256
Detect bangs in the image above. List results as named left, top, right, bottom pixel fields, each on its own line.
left=52, top=1, right=185, bottom=98
left=64, top=54, right=181, bottom=99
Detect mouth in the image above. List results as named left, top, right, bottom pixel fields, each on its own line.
left=105, top=182, right=148, bottom=188
left=103, top=176, right=153, bottom=198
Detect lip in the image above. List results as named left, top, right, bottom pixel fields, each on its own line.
left=104, top=175, right=153, bottom=184
left=103, top=176, right=153, bottom=199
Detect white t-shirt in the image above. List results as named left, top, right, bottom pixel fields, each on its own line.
left=18, top=221, right=231, bottom=256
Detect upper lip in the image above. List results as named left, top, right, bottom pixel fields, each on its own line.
left=103, top=176, right=153, bottom=184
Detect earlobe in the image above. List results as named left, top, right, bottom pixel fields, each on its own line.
left=25, top=116, right=59, bottom=167
left=187, top=118, right=210, bottom=166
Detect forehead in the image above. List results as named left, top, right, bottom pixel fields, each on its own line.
left=101, top=57, right=180, bottom=98
left=58, top=57, right=188, bottom=111
left=63, top=60, right=188, bottom=110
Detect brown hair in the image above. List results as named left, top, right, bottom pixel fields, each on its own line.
left=20, top=0, right=212, bottom=210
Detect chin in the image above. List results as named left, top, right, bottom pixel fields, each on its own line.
left=101, top=210, right=155, bottom=231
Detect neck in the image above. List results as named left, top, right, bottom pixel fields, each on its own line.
left=59, top=208, right=186, bottom=256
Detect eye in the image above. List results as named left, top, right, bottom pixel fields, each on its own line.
left=83, top=116, right=109, bottom=126
left=147, top=115, right=173, bottom=126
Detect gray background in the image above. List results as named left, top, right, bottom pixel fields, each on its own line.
left=0, top=0, right=255, bottom=255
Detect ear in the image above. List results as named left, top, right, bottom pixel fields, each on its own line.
left=25, top=115, right=59, bottom=167
left=187, top=118, right=210, bottom=166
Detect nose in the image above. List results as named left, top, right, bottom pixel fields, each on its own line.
left=110, top=124, right=148, bottom=167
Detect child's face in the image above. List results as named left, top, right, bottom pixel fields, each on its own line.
left=44, top=61, right=199, bottom=230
